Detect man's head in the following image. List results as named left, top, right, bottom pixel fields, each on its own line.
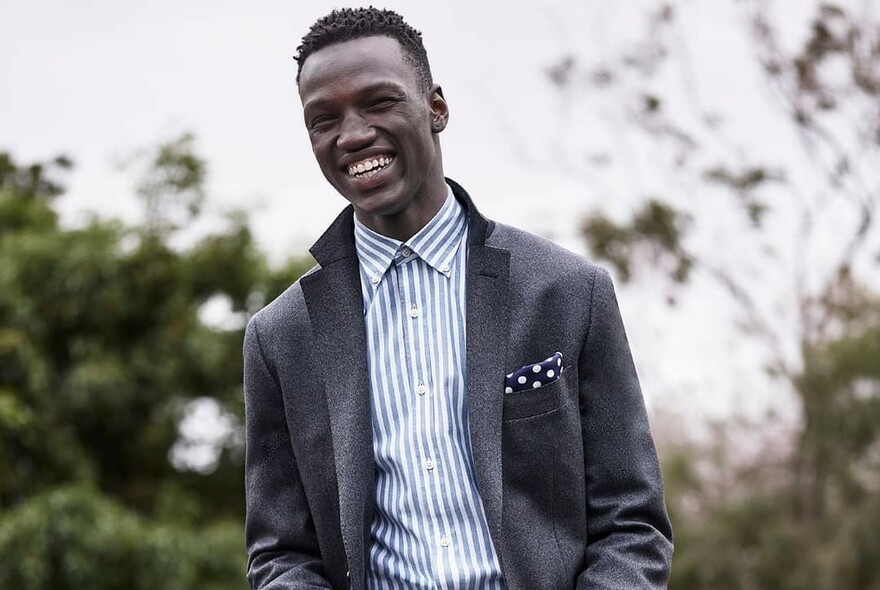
left=294, top=7, right=433, bottom=92
left=295, top=8, right=450, bottom=240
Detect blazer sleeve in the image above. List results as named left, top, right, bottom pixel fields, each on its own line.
left=243, top=317, right=333, bottom=589
left=576, top=267, right=673, bottom=589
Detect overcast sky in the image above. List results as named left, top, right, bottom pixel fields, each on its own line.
left=1, top=0, right=605, bottom=250
left=3, top=0, right=842, bottom=432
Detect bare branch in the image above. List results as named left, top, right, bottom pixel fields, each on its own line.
left=697, top=257, right=794, bottom=380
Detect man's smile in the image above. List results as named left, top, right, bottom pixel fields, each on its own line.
left=346, top=154, right=395, bottom=178
left=341, top=153, right=399, bottom=192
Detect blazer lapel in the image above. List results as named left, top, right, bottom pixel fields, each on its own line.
left=301, top=207, right=374, bottom=584
left=449, top=179, right=512, bottom=569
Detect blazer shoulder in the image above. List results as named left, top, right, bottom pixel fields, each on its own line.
left=246, top=263, right=320, bottom=340
left=487, top=221, right=605, bottom=284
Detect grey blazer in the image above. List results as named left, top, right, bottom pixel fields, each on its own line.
left=243, top=179, right=673, bottom=589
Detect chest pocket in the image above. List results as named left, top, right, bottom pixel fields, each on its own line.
left=501, top=365, right=574, bottom=421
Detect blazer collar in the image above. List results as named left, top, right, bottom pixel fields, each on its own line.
left=309, top=177, right=496, bottom=265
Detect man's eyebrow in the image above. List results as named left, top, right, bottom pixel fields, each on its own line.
left=360, top=81, right=408, bottom=95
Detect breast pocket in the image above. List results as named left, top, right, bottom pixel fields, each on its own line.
left=502, top=365, right=574, bottom=421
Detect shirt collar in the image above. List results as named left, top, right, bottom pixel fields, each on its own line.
left=354, top=183, right=466, bottom=281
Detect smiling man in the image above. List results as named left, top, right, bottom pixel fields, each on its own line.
left=243, top=7, right=672, bottom=590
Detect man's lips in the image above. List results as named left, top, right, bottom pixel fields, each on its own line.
left=342, top=153, right=395, bottom=178
left=341, top=153, right=397, bottom=191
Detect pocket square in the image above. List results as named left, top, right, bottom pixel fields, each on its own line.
left=505, top=352, right=563, bottom=393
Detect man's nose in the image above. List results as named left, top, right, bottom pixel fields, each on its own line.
left=337, top=113, right=376, bottom=151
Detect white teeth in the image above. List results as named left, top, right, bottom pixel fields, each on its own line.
left=348, top=155, right=394, bottom=177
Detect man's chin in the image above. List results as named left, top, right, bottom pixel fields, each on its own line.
left=339, top=180, right=404, bottom=212
left=353, top=194, right=408, bottom=220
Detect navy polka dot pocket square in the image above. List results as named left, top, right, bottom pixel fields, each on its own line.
left=505, top=352, right=564, bottom=393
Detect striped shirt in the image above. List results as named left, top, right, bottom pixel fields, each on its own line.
left=354, top=186, right=505, bottom=589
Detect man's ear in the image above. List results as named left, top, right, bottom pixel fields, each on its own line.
left=429, top=84, right=449, bottom=133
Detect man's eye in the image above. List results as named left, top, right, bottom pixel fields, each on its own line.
left=369, top=97, right=399, bottom=110
left=309, top=116, right=336, bottom=131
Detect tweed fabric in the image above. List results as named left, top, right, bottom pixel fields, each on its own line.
left=243, top=179, right=673, bottom=589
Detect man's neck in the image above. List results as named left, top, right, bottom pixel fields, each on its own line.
left=355, top=181, right=449, bottom=242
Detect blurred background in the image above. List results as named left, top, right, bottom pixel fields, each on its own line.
left=2, top=0, right=879, bottom=588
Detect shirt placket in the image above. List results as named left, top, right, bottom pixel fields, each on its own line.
left=399, top=251, right=459, bottom=588
left=381, top=263, right=425, bottom=586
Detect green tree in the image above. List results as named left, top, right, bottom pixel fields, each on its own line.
left=543, top=2, right=880, bottom=588
left=0, top=138, right=312, bottom=589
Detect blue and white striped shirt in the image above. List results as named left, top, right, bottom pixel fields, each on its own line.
left=354, top=186, right=505, bottom=589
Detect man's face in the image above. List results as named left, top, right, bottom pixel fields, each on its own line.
left=298, top=35, right=448, bottom=226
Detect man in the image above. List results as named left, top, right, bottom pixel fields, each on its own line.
left=243, top=7, right=672, bottom=589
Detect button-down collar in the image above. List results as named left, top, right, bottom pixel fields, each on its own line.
left=354, top=184, right=466, bottom=288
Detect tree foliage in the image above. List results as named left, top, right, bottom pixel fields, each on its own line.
left=0, top=138, right=313, bottom=588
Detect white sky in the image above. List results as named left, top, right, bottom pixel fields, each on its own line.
left=1, top=0, right=598, bottom=252
left=3, top=0, right=857, bottom=433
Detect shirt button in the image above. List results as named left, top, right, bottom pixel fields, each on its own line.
left=409, top=306, right=420, bottom=319
left=440, top=536, right=451, bottom=547
left=416, top=383, right=427, bottom=395
left=440, top=263, right=450, bottom=274
left=424, top=458, right=435, bottom=471
left=370, top=274, right=379, bottom=285
left=401, top=247, right=412, bottom=257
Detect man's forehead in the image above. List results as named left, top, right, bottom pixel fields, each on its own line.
left=299, top=36, right=418, bottom=103
left=300, top=35, right=406, bottom=78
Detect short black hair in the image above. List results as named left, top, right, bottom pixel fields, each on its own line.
left=294, top=7, right=433, bottom=91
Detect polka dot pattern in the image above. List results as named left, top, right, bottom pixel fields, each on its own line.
left=504, top=351, right=563, bottom=393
